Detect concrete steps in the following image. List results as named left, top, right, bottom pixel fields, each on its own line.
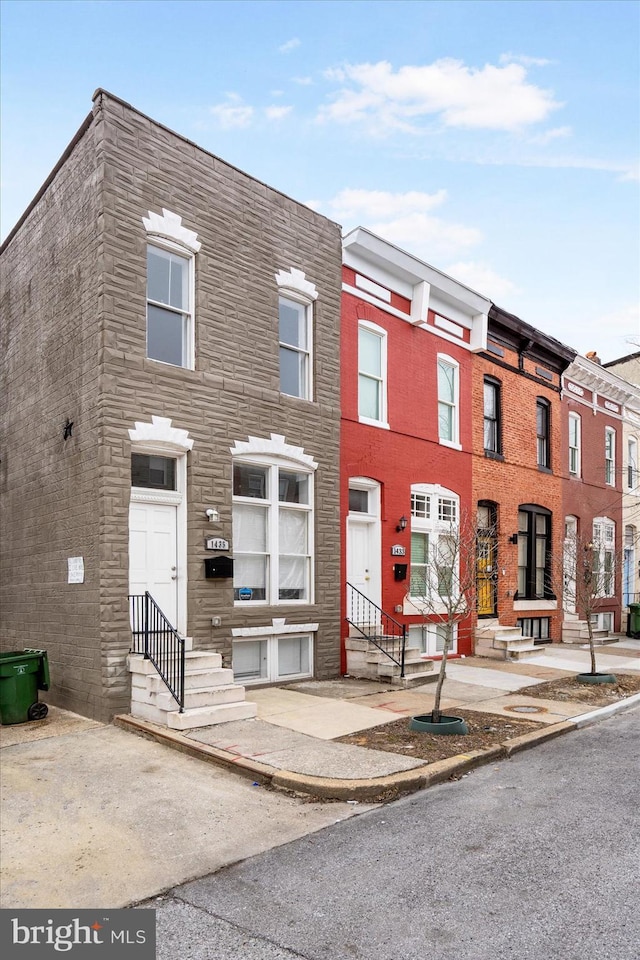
left=475, top=623, right=545, bottom=661
left=128, top=645, right=256, bottom=729
left=345, top=636, right=435, bottom=685
left=561, top=620, right=609, bottom=644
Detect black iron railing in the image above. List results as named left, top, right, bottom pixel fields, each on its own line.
left=346, top=582, right=407, bottom=677
left=129, top=592, right=185, bottom=712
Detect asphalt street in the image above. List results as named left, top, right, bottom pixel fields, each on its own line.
left=148, top=706, right=640, bottom=960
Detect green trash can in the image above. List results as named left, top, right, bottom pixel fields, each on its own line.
left=0, top=649, right=50, bottom=724
left=628, top=603, right=640, bottom=639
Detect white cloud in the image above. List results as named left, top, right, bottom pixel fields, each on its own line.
left=445, top=261, right=520, bottom=300
left=279, top=37, right=301, bottom=53
left=209, top=94, right=254, bottom=129
left=265, top=105, right=293, bottom=121
left=499, top=53, right=552, bottom=68
left=318, top=58, right=562, bottom=133
left=325, top=187, right=448, bottom=221
left=292, top=76, right=313, bottom=86
left=528, top=126, right=572, bottom=145
left=320, top=188, right=482, bottom=260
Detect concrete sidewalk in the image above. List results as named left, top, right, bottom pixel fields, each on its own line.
left=115, top=637, right=640, bottom=801
left=2, top=638, right=639, bottom=909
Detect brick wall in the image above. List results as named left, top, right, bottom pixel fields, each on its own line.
left=95, top=92, right=342, bottom=703
left=0, top=117, right=107, bottom=716
left=472, top=343, right=565, bottom=640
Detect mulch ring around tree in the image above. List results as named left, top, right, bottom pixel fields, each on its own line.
left=336, top=674, right=640, bottom=765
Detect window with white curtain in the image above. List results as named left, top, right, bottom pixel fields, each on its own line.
left=232, top=461, right=313, bottom=604
left=593, top=517, right=615, bottom=598
left=568, top=413, right=581, bottom=476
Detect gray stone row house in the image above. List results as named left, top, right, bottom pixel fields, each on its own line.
left=1, top=90, right=342, bottom=724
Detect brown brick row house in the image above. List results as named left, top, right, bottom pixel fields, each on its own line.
left=1, top=90, right=342, bottom=723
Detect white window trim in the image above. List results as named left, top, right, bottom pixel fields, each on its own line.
left=276, top=268, right=317, bottom=402
left=437, top=354, right=461, bottom=450
left=605, top=427, right=616, bottom=486
left=568, top=413, right=581, bottom=477
left=593, top=516, right=615, bottom=598
left=358, top=320, right=389, bottom=429
left=231, top=629, right=315, bottom=684
left=231, top=435, right=316, bottom=607
left=145, top=238, right=196, bottom=371
left=404, top=483, right=459, bottom=615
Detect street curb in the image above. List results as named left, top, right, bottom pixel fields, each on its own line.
left=114, top=694, right=640, bottom=803
left=568, top=690, right=640, bottom=728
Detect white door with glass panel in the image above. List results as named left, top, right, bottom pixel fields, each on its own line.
left=347, top=480, right=381, bottom=608
left=129, top=453, right=180, bottom=627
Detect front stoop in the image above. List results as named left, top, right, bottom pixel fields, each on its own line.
left=561, top=620, right=609, bottom=644
left=127, top=648, right=257, bottom=730
left=475, top=624, right=545, bottom=661
left=345, top=636, right=436, bottom=685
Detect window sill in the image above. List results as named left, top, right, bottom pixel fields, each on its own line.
left=359, top=417, right=390, bottom=430
left=484, top=450, right=504, bottom=462
left=537, top=465, right=552, bottom=474
left=513, top=599, right=558, bottom=611
left=439, top=439, right=462, bottom=451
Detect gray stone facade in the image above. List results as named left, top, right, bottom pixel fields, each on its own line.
left=1, top=90, right=342, bottom=721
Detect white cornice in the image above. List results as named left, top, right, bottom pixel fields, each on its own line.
left=564, top=356, right=638, bottom=406
left=230, top=433, right=318, bottom=470
left=129, top=415, right=194, bottom=452
left=275, top=268, right=318, bottom=301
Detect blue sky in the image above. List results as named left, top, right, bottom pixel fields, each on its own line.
left=2, top=0, right=639, bottom=361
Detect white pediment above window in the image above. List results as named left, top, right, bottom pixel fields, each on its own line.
left=129, top=416, right=194, bottom=452
left=143, top=208, right=201, bottom=254
left=230, top=433, right=317, bottom=470
left=275, top=268, right=318, bottom=302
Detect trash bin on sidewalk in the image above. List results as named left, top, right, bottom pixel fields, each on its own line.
left=628, top=603, right=640, bottom=639
left=0, top=649, right=50, bottom=724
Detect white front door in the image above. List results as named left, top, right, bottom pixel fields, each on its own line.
left=129, top=501, right=178, bottom=626
left=347, top=478, right=381, bottom=609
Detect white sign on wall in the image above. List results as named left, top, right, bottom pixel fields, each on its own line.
left=67, top=557, right=85, bottom=584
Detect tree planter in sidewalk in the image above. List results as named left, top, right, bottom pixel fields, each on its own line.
left=577, top=672, right=617, bottom=685
left=409, top=714, right=469, bottom=735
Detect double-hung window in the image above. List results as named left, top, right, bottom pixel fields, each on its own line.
left=483, top=377, right=502, bottom=455
left=232, top=461, right=313, bottom=604
left=279, top=296, right=311, bottom=399
left=146, top=244, right=194, bottom=368
left=593, top=518, right=615, bottom=597
left=358, top=322, right=387, bottom=425
left=517, top=505, right=552, bottom=600
left=536, top=398, right=551, bottom=469
left=568, top=413, right=581, bottom=476
left=604, top=428, right=616, bottom=486
left=409, top=485, right=459, bottom=602
left=438, top=356, right=459, bottom=446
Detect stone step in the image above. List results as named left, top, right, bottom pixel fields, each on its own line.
left=132, top=680, right=249, bottom=712
left=366, top=646, right=421, bottom=664
left=167, top=700, right=258, bottom=730
left=184, top=650, right=223, bottom=671
left=493, top=636, right=539, bottom=650
left=377, top=657, right=435, bottom=679
left=476, top=626, right=524, bottom=642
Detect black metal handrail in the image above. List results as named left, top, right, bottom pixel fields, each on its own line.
left=346, top=582, right=406, bottom=677
left=129, top=592, right=185, bottom=712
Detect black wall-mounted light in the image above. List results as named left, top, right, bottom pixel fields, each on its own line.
left=396, top=515, right=408, bottom=533
left=508, top=533, right=519, bottom=545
